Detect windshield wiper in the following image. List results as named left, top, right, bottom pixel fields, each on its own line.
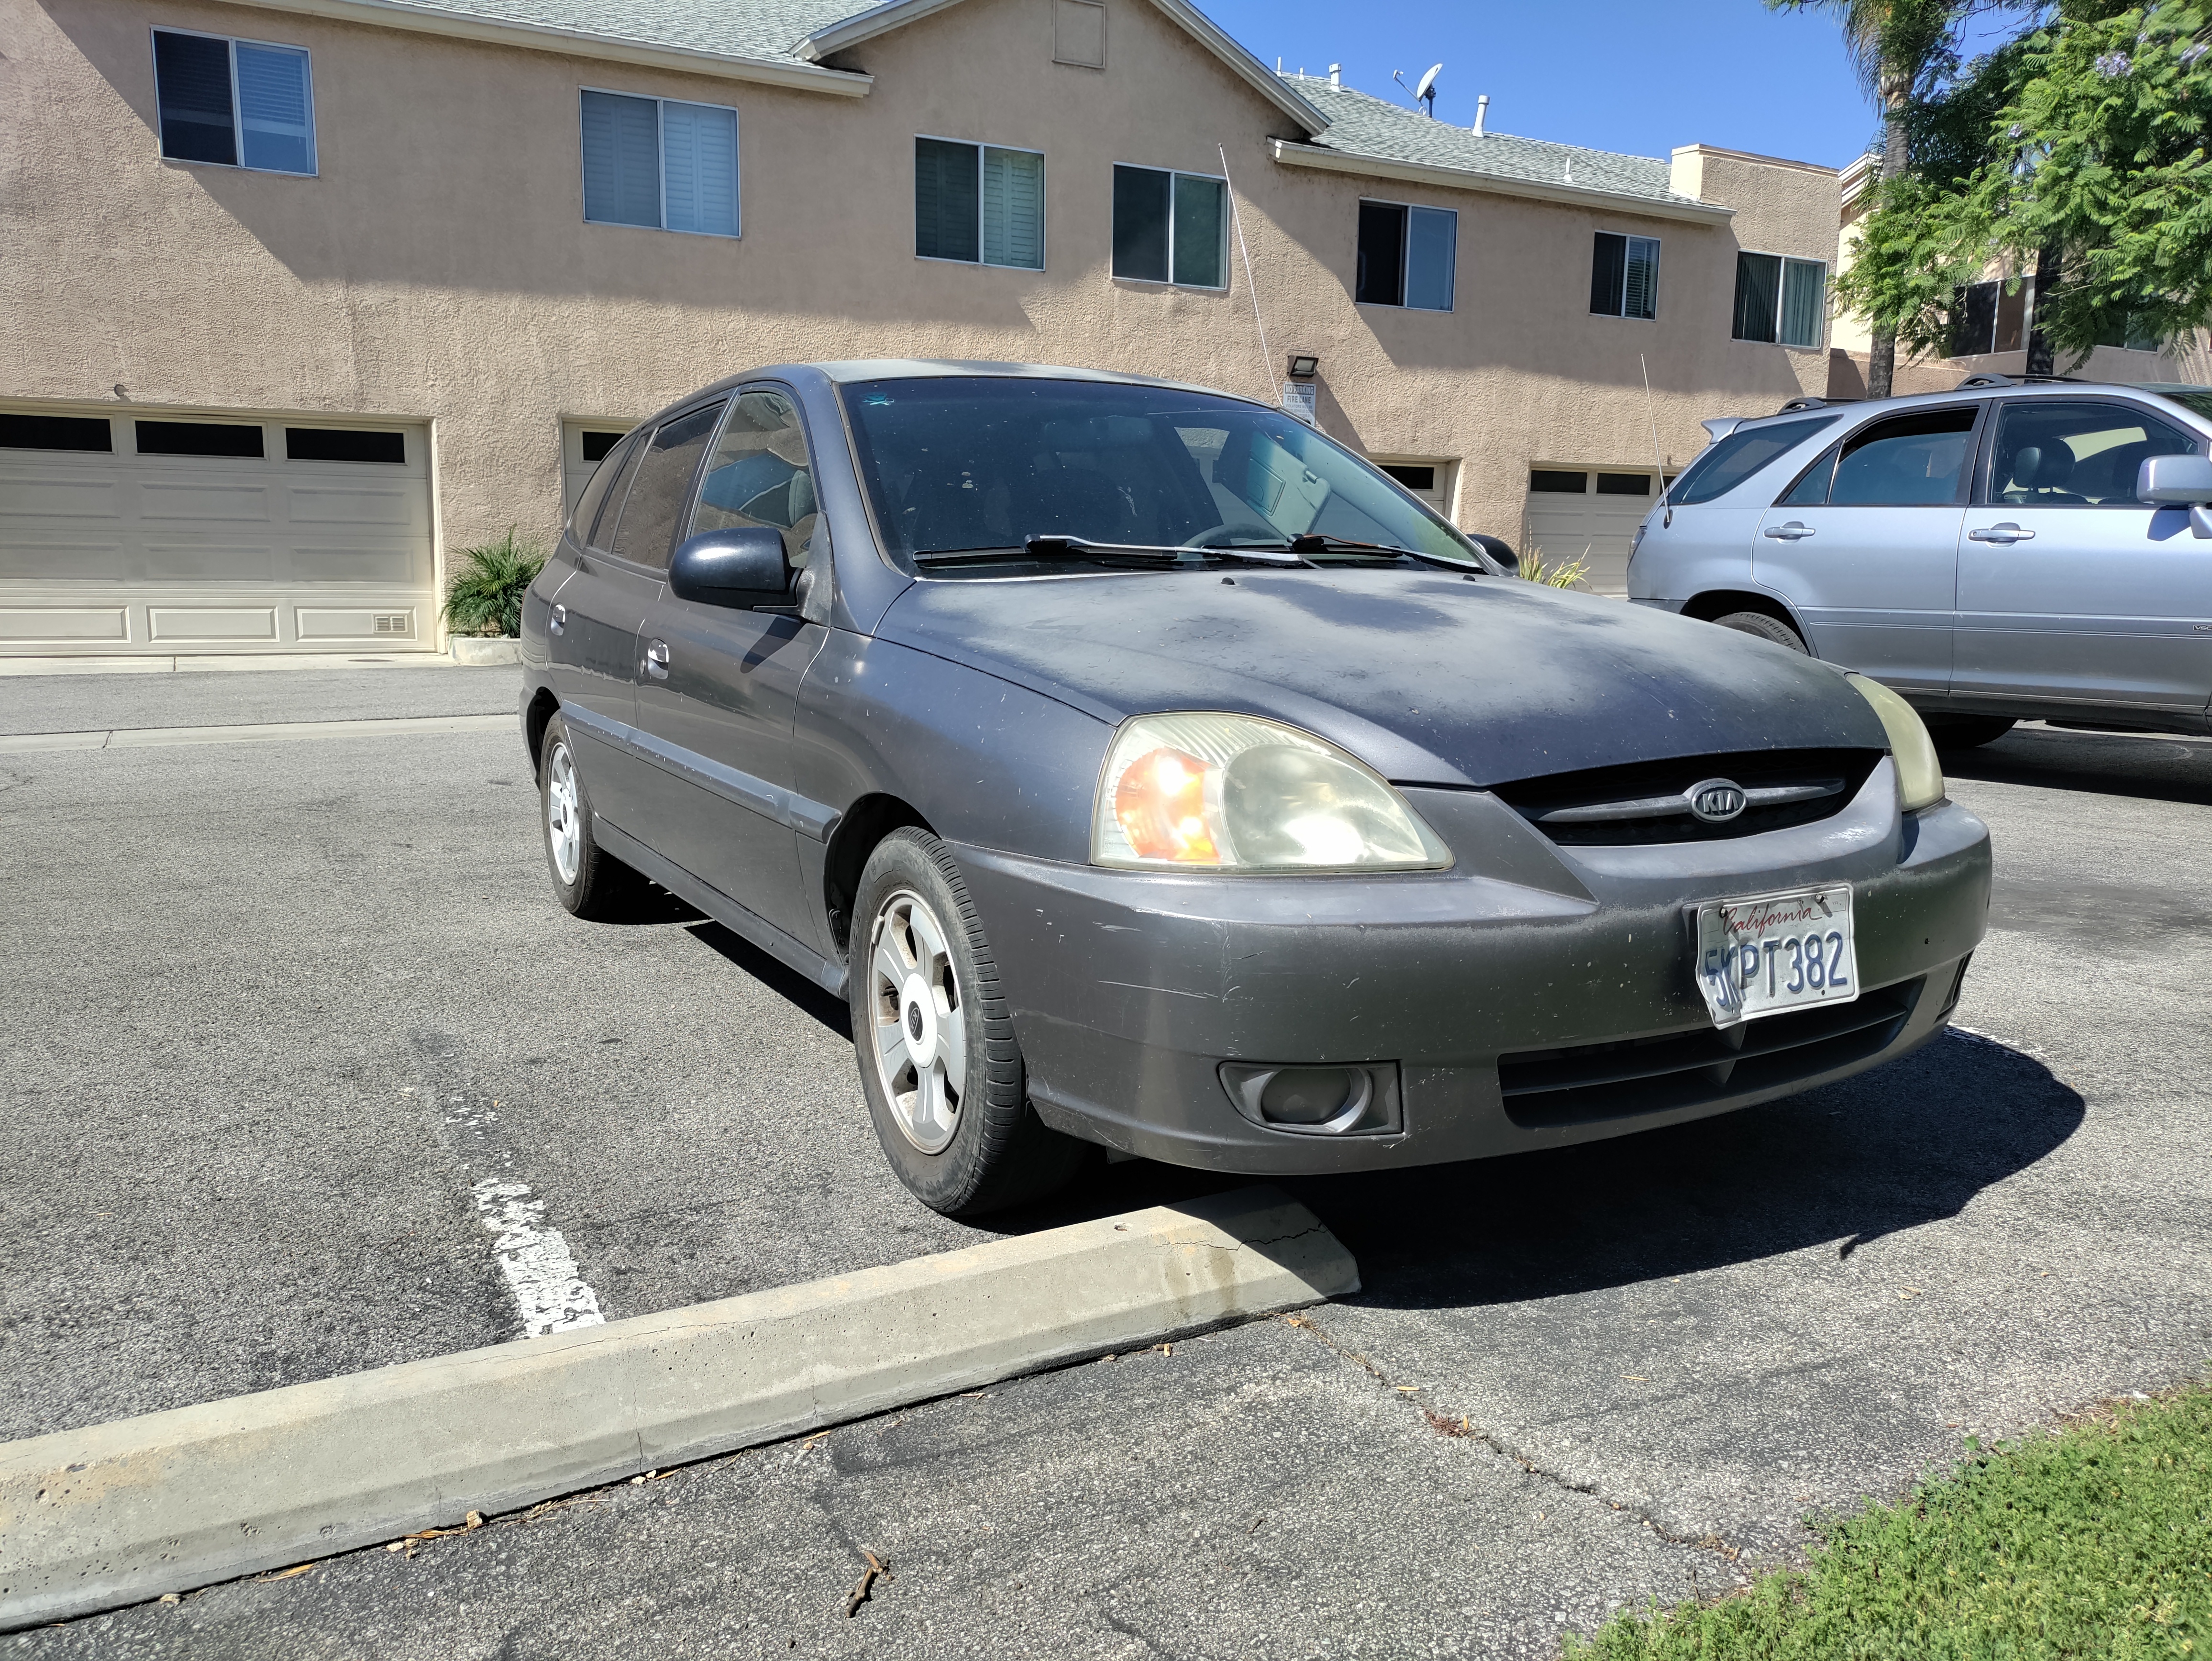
left=1025, top=534, right=1311, bottom=568
left=1283, top=534, right=1480, bottom=573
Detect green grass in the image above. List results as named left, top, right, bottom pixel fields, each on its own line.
left=1569, top=1381, right=2212, bottom=1660
left=442, top=528, right=545, bottom=638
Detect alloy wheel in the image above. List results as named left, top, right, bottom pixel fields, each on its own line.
left=546, top=740, right=582, bottom=885
left=866, top=887, right=967, bottom=1154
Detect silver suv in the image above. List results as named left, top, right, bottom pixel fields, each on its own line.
left=1626, top=376, right=2212, bottom=744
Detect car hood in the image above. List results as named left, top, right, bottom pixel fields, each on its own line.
left=875, top=567, right=1888, bottom=788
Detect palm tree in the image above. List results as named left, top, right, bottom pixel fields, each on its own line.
left=1766, top=0, right=1962, bottom=397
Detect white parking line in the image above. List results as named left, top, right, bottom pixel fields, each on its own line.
left=0, top=713, right=514, bottom=752
left=438, top=1092, right=605, bottom=1340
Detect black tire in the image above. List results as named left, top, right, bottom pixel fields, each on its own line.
left=1924, top=715, right=2016, bottom=750
left=848, top=827, right=1095, bottom=1218
left=537, top=712, right=649, bottom=920
left=1712, top=610, right=1809, bottom=654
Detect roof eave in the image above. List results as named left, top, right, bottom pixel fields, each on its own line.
left=215, top=0, right=876, bottom=92
left=1270, top=139, right=1734, bottom=225
left=798, top=0, right=1328, bottom=135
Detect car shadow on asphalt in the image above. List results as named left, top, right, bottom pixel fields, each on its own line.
left=1945, top=724, right=2211, bottom=806
left=1275, top=1029, right=2084, bottom=1311
left=685, top=919, right=852, bottom=1039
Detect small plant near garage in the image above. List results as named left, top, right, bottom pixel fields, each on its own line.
left=1517, top=545, right=1592, bottom=590
left=1568, top=1377, right=2212, bottom=1658
left=442, top=529, right=545, bottom=638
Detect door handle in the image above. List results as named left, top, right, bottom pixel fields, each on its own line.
left=1762, top=521, right=1816, bottom=541
left=643, top=639, right=670, bottom=680
left=549, top=603, right=566, bottom=636
left=1967, top=523, right=2036, bottom=544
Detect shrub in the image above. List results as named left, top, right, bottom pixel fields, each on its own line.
left=442, top=529, right=545, bottom=638
left=1516, top=544, right=1592, bottom=589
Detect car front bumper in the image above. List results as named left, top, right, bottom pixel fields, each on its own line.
left=951, top=761, right=1990, bottom=1174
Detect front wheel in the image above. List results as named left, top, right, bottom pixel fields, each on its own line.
left=848, top=828, right=1095, bottom=1218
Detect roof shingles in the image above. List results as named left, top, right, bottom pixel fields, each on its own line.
left=1286, top=78, right=1713, bottom=213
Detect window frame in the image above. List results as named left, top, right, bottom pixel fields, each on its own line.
left=578, top=87, right=742, bottom=240
left=1731, top=249, right=1828, bottom=349
left=1972, top=394, right=2202, bottom=509
left=1109, top=162, right=1228, bottom=291
left=1589, top=230, right=1660, bottom=322
left=1354, top=197, right=1458, bottom=312
left=149, top=25, right=319, bottom=178
left=913, top=133, right=1048, bottom=271
left=1776, top=401, right=1988, bottom=509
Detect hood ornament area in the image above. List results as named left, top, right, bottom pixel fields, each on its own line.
left=1686, top=778, right=1748, bottom=823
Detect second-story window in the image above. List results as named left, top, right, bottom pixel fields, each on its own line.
left=915, top=137, right=1044, bottom=269
left=1111, top=165, right=1226, bottom=288
left=152, top=29, right=316, bottom=175
left=1356, top=201, right=1456, bottom=310
left=1733, top=252, right=1825, bottom=347
left=581, top=90, right=739, bottom=237
left=1590, top=231, right=1659, bottom=320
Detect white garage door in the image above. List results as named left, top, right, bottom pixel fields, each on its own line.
left=0, top=404, right=434, bottom=656
left=1522, top=467, right=1672, bottom=596
left=1376, top=458, right=1459, bottom=519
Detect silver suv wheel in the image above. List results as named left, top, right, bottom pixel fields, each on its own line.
left=865, top=887, right=966, bottom=1154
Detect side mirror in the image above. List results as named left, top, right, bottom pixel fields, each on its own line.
left=2137, top=453, right=2212, bottom=505
left=668, top=527, right=789, bottom=609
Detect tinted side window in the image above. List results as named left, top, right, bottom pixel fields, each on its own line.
left=1990, top=400, right=2194, bottom=506
left=1830, top=407, right=1977, bottom=507
left=692, top=390, right=819, bottom=565
left=608, top=403, right=725, bottom=567
left=583, top=434, right=645, bottom=550
left=1667, top=414, right=1838, bottom=506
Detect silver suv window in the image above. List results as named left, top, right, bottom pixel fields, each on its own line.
left=1666, top=414, right=1838, bottom=506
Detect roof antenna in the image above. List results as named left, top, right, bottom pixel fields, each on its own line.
left=1641, top=354, right=1672, bottom=528
left=1219, top=144, right=1278, bottom=413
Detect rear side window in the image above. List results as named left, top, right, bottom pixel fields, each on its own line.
left=607, top=403, right=725, bottom=567
left=575, top=431, right=641, bottom=546
left=1824, top=408, right=1978, bottom=507
left=1665, top=414, right=1836, bottom=506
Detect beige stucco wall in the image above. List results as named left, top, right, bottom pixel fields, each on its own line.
left=3, top=0, right=1847, bottom=611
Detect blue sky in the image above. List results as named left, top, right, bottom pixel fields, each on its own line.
left=1202, top=0, right=1892, bottom=169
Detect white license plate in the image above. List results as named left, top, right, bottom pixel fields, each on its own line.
left=1692, top=884, right=1858, bottom=1028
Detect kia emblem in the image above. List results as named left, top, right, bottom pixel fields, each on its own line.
left=1687, top=778, right=1747, bottom=823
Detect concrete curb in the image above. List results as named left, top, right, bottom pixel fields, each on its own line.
left=448, top=638, right=522, bottom=665
left=0, top=1186, right=1354, bottom=1630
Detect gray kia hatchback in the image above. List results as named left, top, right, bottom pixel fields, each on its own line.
left=520, top=362, right=1990, bottom=1217
left=1627, top=376, right=2212, bottom=743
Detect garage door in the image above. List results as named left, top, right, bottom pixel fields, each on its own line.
left=0, top=404, right=434, bottom=656
left=1376, top=458, right=1459, bottom=519
left=1522, top=467, right=1672, bottom=596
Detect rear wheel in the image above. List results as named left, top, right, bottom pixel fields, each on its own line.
left=1711, top=610, right=1809, bottom=654
left=1924, top=715, right=2016, bottom=749
left=538, top=712, right=649, bottom=920
left=849, top=828, right=1095, bottom=1218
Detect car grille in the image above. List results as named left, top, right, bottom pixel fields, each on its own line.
left=1496, top=977, right=1924, bottom=1129
left=1491, top=748, right=1884, bottom=846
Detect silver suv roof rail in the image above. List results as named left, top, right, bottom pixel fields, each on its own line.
left=1954, top=372, right=2083, bottom=390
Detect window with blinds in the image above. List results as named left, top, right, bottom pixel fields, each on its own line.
left=1590, top=232, right=1659, bottom=321
left=152, top=29, right=316, bottom=175
left=916, top=137, right=1045, bottom=270
left=581, top=90, right=739, bottom=238
left=1111, top=165, right=1226, bottom=288
left=1733, top=252, right=1826, bottom=347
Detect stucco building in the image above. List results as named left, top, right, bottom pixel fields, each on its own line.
left=2, top=0, right=1847, bottom=657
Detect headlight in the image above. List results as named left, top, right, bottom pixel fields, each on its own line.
left=1845, top=673, right=1945, bottom=812
left=1091, top=712, right=1452, bottom=873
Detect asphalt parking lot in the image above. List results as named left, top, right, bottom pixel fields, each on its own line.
left=3, top=667, right=2209, bottom=1659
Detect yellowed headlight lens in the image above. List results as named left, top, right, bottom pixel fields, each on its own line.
left=1846, top=674, right=1945, bottom=812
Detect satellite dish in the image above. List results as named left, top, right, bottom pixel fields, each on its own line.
left=1415, top=63, right=1442, bottom=116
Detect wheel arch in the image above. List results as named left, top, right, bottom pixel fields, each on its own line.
left=1681, top=589, right=1807, bottom=642
left=825, top=794, right=937, bottom=958
left=525, top=687, right=561, bottom=775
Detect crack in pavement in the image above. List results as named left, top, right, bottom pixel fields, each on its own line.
left=1273, top=1311, right=1756, bottom=1573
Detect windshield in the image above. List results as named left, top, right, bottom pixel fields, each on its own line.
left=1666, top=413, right=1840, bottom=506
left=839, top=377, right=1484, bottom=570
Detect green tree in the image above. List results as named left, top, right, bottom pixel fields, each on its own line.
left=1766, top=0, right=1968, bottom=395
left=1836, top=3, right=2212, bottom=372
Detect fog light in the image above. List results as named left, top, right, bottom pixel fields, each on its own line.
left=1219, top=1062, right=1402, bottom=1137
